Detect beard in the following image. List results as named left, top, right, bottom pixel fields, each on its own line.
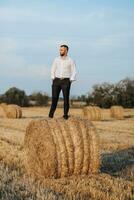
left=60, top=52, right=65, bottom=56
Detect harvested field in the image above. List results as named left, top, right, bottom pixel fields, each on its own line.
left=0, top=107, right=134, bottom=199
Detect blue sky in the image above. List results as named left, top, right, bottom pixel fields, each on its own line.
left=0, top=0, right=134, bottom=97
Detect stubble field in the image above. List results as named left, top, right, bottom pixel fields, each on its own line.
left=0, top=107, right=134, bottom=200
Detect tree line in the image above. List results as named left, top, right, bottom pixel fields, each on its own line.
left=0, top=87, right=49, bottom=107
left=0, top=77, right=133, bottom=108
left=79, top=77, right=134, bottom=108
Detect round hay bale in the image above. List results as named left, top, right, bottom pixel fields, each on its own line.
left=0, top=104, right=22, bottom=119
left=24, top=116, right=100, bottom=179
left=10, top=104, right=22, bottom=118
left=83, top=106, right=102, bottom=121
left=110, top=106, right=124, bottom=119
left=0, top=103, right=7, bottom=117
left=0, top=103, right=7, bottom=106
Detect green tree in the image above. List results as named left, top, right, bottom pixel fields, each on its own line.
left=0, top=87, right=29, bottom=106
left=87, top=82, right=115, bottom=108
left=115, top=78, right=134, bottom=107
left=86, top=77, right=134, bottom=108
left=29, top=92, right=49, bottom=106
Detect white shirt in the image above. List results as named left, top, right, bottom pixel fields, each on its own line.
left=51, top=56, right=77, bottom=82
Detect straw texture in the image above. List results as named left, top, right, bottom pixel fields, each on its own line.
left=24, top=116, right=100, bottom=179
left=110, top=106, right=124, bottom=119
left=83, top=106, right=102, bottom=121
left=0, top=104, right=22, bottom=119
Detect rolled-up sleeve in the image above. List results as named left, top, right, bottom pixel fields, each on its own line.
left=51, top=58, right=57, bottom=80
left=70, top=59, right=77, bottom=81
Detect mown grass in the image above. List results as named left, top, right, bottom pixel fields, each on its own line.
left=0, top=108, right=134, bottom=200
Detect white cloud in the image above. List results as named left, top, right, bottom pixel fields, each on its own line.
left=0, top=6, right=109, bottom=24
left=95, top=32, right=134, bottom=47
left=0, top=53, right=25, bottom=67
left=24, top=65, right=50, bottom=78
left=0, top=7, right=69, bottom=23
left=0, top=7, right=40, bottom=22
left=0, top=37, right=17, bottom=53
left=0, top=62, right=50, bottom=79
left=0, top=38, right=50, bottom=79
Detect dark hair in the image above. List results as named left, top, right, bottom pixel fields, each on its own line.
left=60, top=44, right=69, bottom=51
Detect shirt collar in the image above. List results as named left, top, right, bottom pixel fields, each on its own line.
left=59, top=55, right=68, bottom=60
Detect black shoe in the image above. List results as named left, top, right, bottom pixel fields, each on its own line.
left=49, top=114, right=54, bottom=118
left=49, top=116, right=53, bottom=118
left=63, top=115, right=69, bottom=120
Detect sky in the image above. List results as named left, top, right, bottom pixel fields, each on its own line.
left=0, top=0, right=134, bottom=97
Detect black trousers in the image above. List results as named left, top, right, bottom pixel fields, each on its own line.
left=49, top=77, right=71, bottom=117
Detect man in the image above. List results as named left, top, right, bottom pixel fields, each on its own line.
left=48, top=44, right=77, bottom=119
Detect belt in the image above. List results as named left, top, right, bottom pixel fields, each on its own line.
left=55, top=77, right=69, bottom=80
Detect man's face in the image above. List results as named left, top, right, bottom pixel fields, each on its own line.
left=60, top=47, right=68, bottom=56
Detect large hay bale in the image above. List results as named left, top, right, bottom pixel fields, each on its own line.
left=110, top=106, right=124, bottom=119
left=0, top=103, right=7, bottom=106
left=0, top=103, right=7, bottom=117
left=0, top=104, right=22, bottom=119
left=10, top=104, right=22, bottom=118
left=24, top=116, right=100, bottom=179
left=83, top=106, right=102, bottom=121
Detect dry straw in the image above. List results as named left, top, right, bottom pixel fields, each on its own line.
left=24, top=116, right=100, bottom=179
left=0, top=103, right=22, bottom=119
left=110, top=105, right=124, bottom=119
left=83, top=106, right=102, bottom=121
